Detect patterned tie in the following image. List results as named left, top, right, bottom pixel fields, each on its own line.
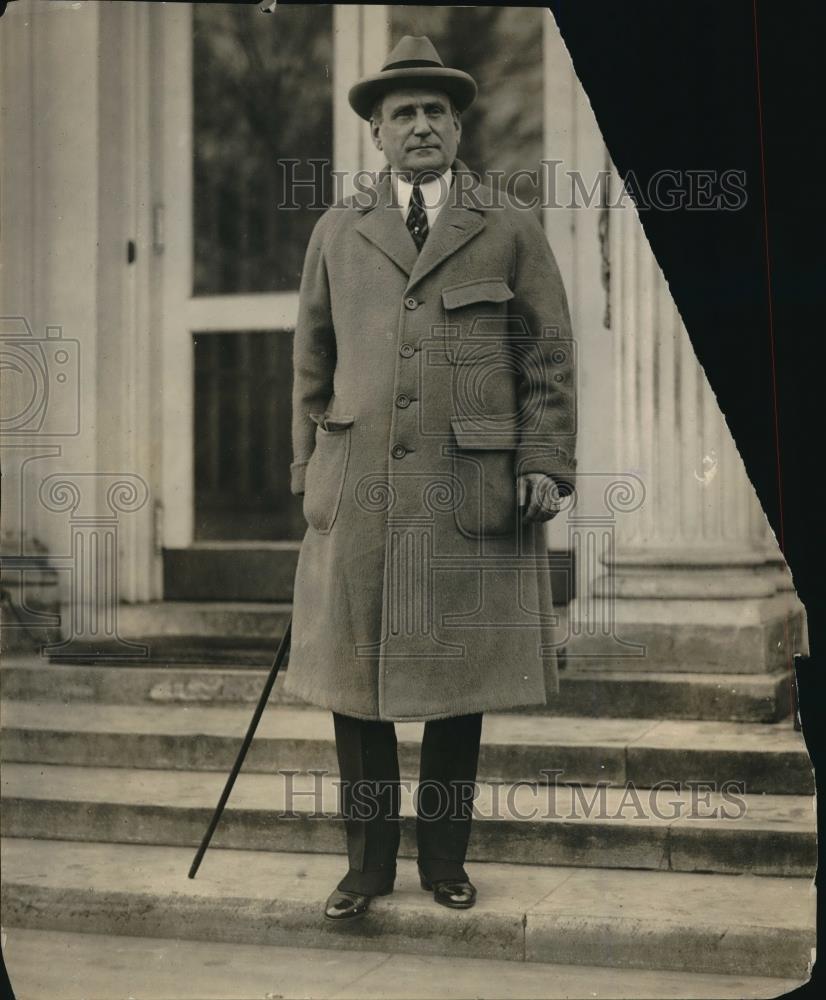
left=406, top=182, right=429, bottom=252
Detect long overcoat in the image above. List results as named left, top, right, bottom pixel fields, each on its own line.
left=284, top=161, right=577, bottom=721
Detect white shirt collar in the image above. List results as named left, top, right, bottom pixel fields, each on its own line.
left=394, top=167, right=453, bottom=227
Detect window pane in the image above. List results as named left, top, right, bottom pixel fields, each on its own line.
left=193, top=330, right=304, bottom=540
left=389, top=6, right=544, bottom=209
left=192, top=4, right=333, bottom=295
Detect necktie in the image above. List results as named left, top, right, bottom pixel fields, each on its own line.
left=406, top=182, right=429, bottom=252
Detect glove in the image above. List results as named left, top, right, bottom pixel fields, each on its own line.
left=517, top=473, right=563, bottom=524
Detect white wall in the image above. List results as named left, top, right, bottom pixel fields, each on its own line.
left=0, top=3, right=616, bottom=613
left=1, top=0, right=159, bottom=607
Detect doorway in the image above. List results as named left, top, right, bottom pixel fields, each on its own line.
left=155, top=4, right=570, bottom=601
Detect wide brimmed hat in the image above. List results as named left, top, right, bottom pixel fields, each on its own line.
left=348, top=35, right=477, bottom=121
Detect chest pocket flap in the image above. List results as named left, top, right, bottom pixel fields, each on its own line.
left=442, top=277, right=514, bottom=309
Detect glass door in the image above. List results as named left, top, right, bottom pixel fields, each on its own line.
left=157, top=2, right=334, bottom=545
left=155, top=4, right=568, bottom=551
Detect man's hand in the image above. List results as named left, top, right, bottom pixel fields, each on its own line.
left=518, top=473, right=563, bottom=523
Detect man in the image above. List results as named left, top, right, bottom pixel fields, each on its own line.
left=286, top=36, right=576, bottom=922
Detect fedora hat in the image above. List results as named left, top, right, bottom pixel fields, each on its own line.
left=348, top=35, right=477, bottom=121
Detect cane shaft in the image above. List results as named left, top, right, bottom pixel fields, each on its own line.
left=188, top=617, right=292, bottom=878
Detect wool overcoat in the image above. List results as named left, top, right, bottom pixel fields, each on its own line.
left=284, top=161, right=577, bottom=721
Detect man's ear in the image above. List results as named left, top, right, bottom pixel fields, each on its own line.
left=370, top=119, right=383, bottom=152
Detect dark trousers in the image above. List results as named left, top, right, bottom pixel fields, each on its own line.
left=332, top=711, right=484, bottom=895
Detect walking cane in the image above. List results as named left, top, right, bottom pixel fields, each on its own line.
left=188, top=616, right=292, bottom=878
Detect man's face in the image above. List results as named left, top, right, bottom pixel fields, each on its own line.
left=371, top=89, right=461, bottom=179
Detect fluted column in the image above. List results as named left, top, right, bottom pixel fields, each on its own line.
left=613, top=193, right=769, bottom=565
left=567, top=175, right=807, bottom=673
left=333, top=5, right=389, bottom=190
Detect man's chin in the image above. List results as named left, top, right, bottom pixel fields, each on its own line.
left=405, top=152, right=448, bottom=174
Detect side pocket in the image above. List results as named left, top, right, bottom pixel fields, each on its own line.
left=449, top=415, right=519, bottom=538
left=302, top=414, right=355, bottom=534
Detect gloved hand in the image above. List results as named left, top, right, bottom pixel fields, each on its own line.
left=517, top=473, right=563, bottom=523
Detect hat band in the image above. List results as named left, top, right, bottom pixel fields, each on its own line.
left=382, top=58, right=444, bottom=71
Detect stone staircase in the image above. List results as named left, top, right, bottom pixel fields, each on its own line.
left=0, top=583, right=816, bottom=990
left=7, top=599, right=795, bottom=722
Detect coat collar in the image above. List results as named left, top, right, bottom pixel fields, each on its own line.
left=353, top=159, right=490, bottom=291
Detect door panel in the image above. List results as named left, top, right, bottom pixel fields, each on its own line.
left=157, top=4, right=578, bottom=566
left=193, top=330, right=304, bottom=540
left=192, top=3, right=333, bottom=295
left=157, top=4, right=381, bottom=552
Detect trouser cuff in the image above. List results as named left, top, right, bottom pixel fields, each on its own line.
left=417, top=858, right=469, bottom=883
left=337, top=865, right=396, bottom=895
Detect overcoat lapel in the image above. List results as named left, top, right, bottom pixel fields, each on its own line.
left=354, top=175, right=418, bottom=278
left=407, top=198, right=485, bottom=291
left=354, top=161, right=487, bottom=287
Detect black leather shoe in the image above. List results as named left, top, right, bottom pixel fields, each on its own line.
left=323, top=885, right=393, bottom=922
left=420, top=875, right=477, bottom=909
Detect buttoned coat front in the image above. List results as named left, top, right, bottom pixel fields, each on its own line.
left=284, top=162, right=577, bottom=721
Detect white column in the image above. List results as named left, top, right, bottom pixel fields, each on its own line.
left=0, top=0, right=161, bottom=652
left=567, top=172, right=807, bottom=674
left=333, top=5, right=389, bottom=187
left=610, top=183, right=783, bottom=573
left=542, top=11, right=614, bottom=567
left=0, top=0, right=101, bottom=624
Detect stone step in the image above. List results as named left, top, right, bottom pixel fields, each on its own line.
left=0, top=839, right=815, bottom=978
left=1, top=763, right=816, bottom=877
left=51, top=598, right=788, bottom=675
left=1, top=701, right=813, bottom=794
left=1, top=655, right=793, bottom=722
left=545, top=665, right=793, bottom=721
left=2, top=927, right=806, bottom=999
left=44, top=636, right=284, bottom=666
left=117, top=600, right=294, bottom=639
left=45, top=601, right=294, bottom=664
left=163, top=542, right=301, bottom=602
left=161, top=543, right=576, bottom=607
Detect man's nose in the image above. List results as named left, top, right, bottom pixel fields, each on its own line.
left=412, top=111, right=432, bottom=135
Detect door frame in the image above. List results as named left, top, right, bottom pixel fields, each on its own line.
left=149, top=6, right=602, bottom=557
left=152, top=4, right=389, bottom=550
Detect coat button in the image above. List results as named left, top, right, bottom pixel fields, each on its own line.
left=391, top=444, right=407, bottom=459
left=399, top=343, right=415, bottom=358
left=395, top=394, right=411, bottom=408
left=404, top=296, right=419, bottom=310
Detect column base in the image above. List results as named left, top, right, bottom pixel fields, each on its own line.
left=565, top=591, right=808, bottom=674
